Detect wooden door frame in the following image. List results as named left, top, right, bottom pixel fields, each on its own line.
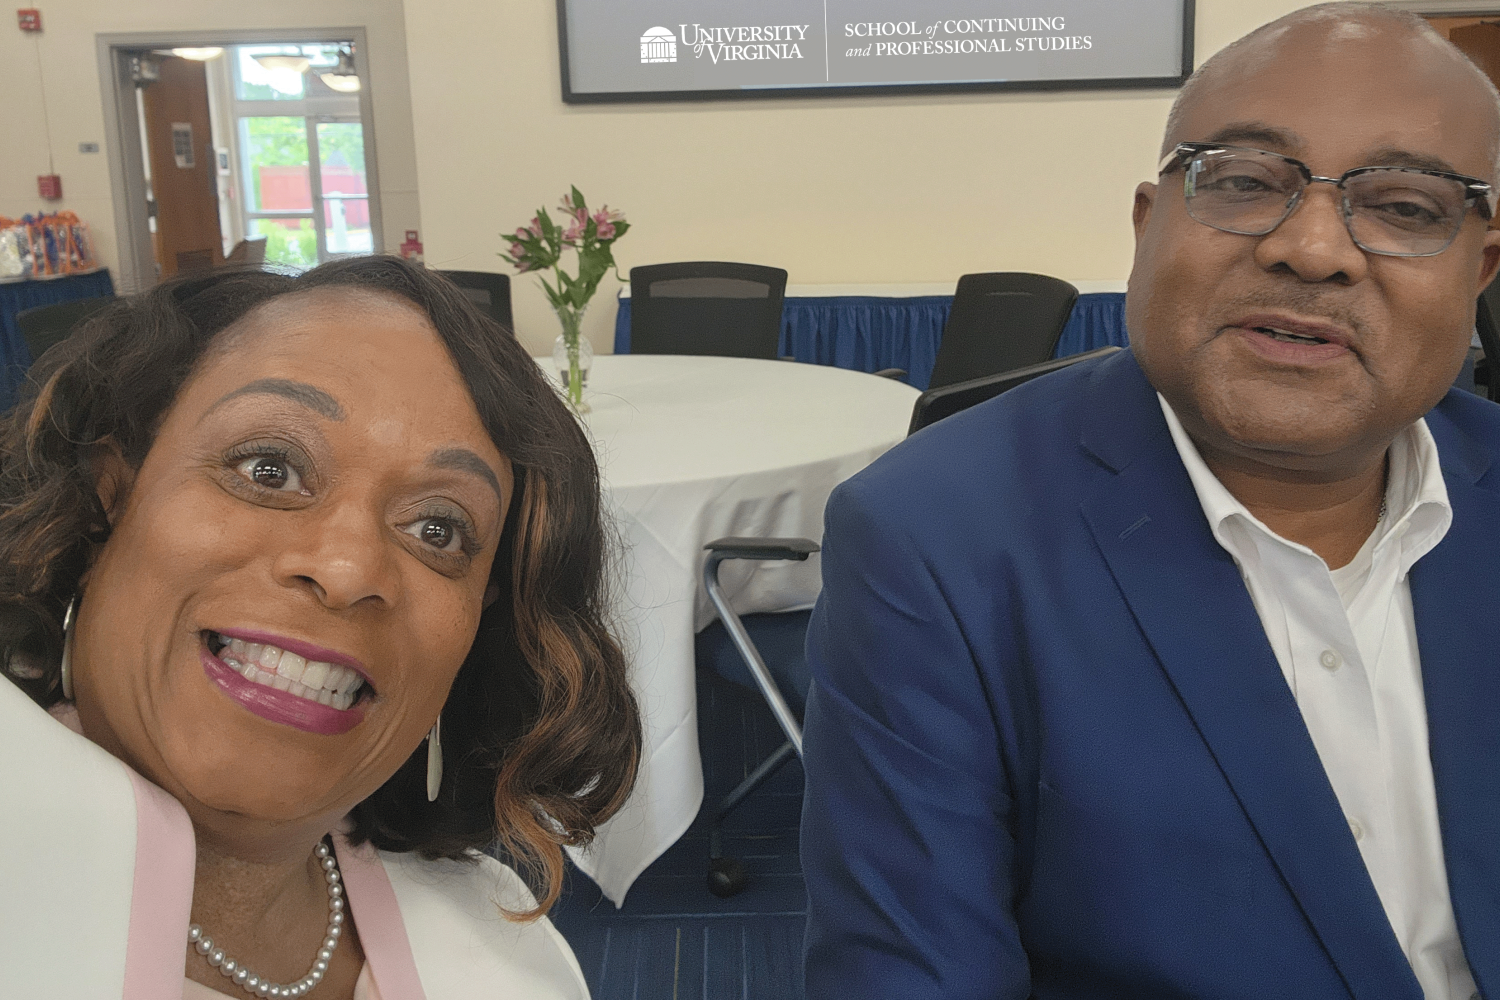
left=95, top=27, right=380, bottom=293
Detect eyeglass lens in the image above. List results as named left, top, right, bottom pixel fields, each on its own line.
left=1182, top=148, right=1472, bottom=256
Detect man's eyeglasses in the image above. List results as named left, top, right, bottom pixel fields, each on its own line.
left=1158, top=142, right=1498, bottom=257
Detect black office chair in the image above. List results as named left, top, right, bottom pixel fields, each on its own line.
left=910, top=346, right=1121, bottom=435
left=926, top=273, right=1080, bottom=390
left=436, top=270, right=513, bottom=331
left=1474, top=286, right=1500, bottom=402
left=697, top=537, right=817, bottom=897
left=630, top=262, right=787, bottom=358
left=695, top=346, right=1122, bottom=898
left=16, top=296, right=119, bottom=362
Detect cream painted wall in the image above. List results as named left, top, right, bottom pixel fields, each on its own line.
left=403, top=0, right=1326, bottom=356
left=0, top=0, right=420, bottom=293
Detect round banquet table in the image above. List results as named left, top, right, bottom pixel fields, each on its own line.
left=557, top=354, right=919, bottom=905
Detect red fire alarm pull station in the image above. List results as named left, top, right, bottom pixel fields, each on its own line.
left=37, top=174, right=61, bottom=200
left=399, top=230, right=424, bottom=265
left=18, top=8, right=41, bottom=31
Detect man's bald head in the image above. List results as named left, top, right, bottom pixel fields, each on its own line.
left=1163, top=2, right=1500, bottom=182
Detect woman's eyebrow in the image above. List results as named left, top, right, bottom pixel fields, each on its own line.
left=428, top=448, right=505, bottom=504
left=204, top=378, right=346, bottom=421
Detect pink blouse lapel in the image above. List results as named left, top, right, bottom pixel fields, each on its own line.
left=334, top=833, right=428, bottom=1000
left=122, top=769, right=196, bottom=1000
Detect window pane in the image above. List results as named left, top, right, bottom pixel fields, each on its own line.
left=241, top=117, right=310, bottom=213
left=252, top=218, right=317, bottom=268
left=235, top=47, right=306, bottom=101
left=317, top=122, right=372, bottom=254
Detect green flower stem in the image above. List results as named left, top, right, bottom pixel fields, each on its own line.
left=555, top=298, right=585, bottom=410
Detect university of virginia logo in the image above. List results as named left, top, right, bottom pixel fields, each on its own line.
left=640, top=24, right=810, bottom=65
left=679, top=24, right=809, bottom=62
left=641, top=26, right=677, bottom=63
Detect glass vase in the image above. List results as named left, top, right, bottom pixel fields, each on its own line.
left=550, top=304, right=592, bottom=414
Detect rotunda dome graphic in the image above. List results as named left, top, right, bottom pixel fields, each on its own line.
left=641, top=26, right=677, bottom=63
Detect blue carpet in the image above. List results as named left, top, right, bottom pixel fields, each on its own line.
left=551, top=665, right=807, bottom=1000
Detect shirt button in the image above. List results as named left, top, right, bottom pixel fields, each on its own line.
left=1320, top=649, right=1342, bottom=671
left=1349, top=818, right=1364, bottom=841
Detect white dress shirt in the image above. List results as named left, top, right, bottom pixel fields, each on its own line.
left=1159, top=396, right=1476, bottom=1000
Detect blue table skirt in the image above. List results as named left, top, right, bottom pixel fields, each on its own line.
left=1, top=269, right=115, bottom=411
left=612, top=290, right=1128, bottom=390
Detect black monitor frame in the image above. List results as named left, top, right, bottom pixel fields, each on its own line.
left=558, top=0, right=1194, bottom=104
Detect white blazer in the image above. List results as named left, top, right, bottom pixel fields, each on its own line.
left=0, top=678, right=589, bottom=999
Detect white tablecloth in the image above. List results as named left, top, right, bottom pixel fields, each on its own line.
left=558, top=355, right=918, bottom=905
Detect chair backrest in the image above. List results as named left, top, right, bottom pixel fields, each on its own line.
left=909, top=346, right=1121, bottom=436
left=175, top=249, right=214, bottom=274
left=928, top=273, right=1080, bottom=390
left=630, top=261, right=788, bottom=359
left=16, top=296, right=119, bottom=362
left=225, top=236, right=268, bottom=265
left=436, top=270, right=514, bottom=331
left=1478, top=285, right=1500, bottom=402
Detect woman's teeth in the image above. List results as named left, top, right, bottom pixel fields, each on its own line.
left=214, top=635, right=364, bottom=711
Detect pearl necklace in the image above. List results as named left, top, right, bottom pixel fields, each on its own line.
left=188, top=839, right=345, bottom=998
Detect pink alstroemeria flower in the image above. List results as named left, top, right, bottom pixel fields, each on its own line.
left=529, top=217, right=543, bottom=238
left=508, top=242, right=527, bottom=259
left=562, top=221, right=586, bottom=243
left=592, top=208, right=622, bottom=240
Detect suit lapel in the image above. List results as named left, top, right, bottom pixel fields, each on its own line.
left=1411, top=404, right=1500, bottom=996
left=1075, top=353, right=1421, bottom=1000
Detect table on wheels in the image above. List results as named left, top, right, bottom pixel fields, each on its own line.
left=559, top=354, right=919, bottom=905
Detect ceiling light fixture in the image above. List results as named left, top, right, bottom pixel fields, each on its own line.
left=318, top=48, right=361, bottom=93
left=170, top=47, right=224, bottom=61
left=254, top=54, right=311, bottom=74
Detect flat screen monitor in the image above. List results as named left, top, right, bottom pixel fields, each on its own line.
left=558, top=1, right=1194, bottom=103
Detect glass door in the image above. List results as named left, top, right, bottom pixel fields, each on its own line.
left=316, top=121, right=371, bottom=257
left=231, top=44, right=374, bottom=267
left=241, top=115, right=317, bottom=266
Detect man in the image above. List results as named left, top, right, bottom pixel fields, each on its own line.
left=800, top=5, right=1500, bottom=998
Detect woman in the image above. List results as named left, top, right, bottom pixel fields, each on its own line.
left=0, top=256, right=640, bottom=998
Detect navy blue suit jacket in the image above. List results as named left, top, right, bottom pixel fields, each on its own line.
left=801, top=348, right=1500, bottom=999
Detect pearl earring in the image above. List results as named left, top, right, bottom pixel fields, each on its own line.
left=426, top=715, right=443, bottom=802
left=59, top=597, right=77, bottom=701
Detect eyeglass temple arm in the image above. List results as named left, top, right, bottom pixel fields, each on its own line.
left=1158, top=142, right=1215, bottom=175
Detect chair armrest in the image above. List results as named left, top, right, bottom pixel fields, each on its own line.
left=872, top=368, right=907, bottom=380
left=704, top=537, right=820, bottom=561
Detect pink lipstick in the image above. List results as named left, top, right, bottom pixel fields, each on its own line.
left=200, top=646, right=365, bottom=735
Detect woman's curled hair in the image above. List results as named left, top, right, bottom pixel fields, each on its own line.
left=0, top=255, right=640, bottom=918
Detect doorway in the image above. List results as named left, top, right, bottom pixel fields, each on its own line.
left=140, top=54, right=223, bottom=278
left=96, top=29, right=382, bottom=292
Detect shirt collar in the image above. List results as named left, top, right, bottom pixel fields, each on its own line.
left=1157, top=394, right=1452, bottom=574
